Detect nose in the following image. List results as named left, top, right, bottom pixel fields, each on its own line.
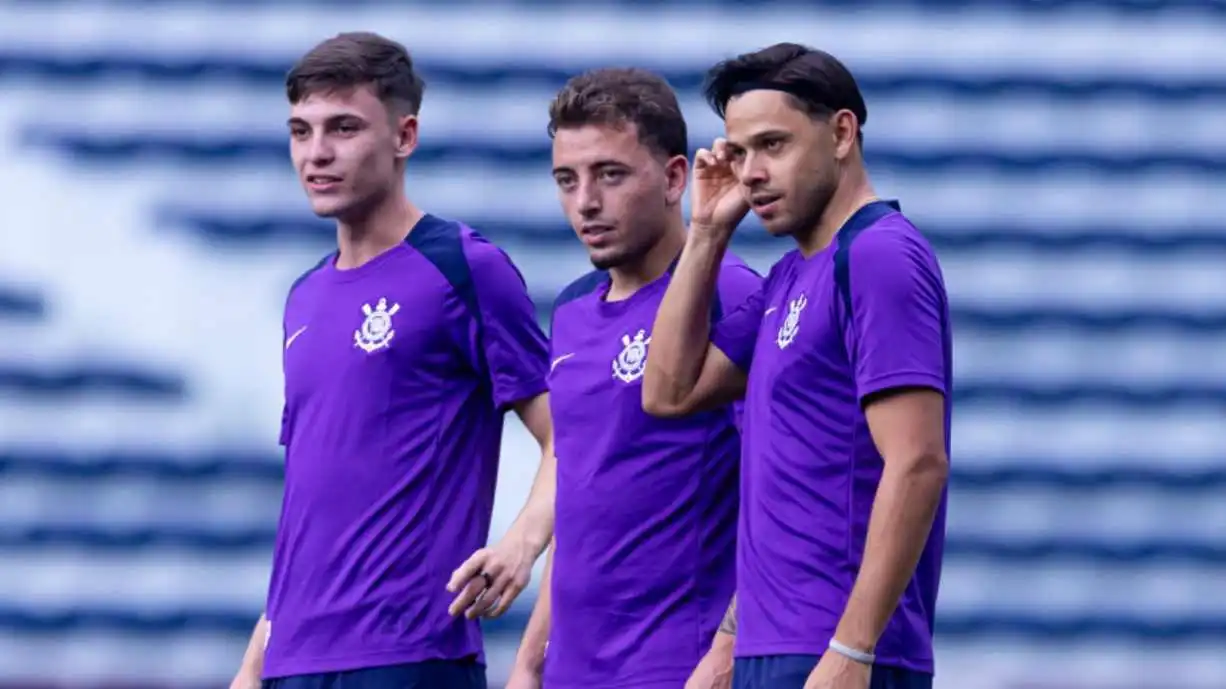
left=738, top=152, right=769, bottom=188
left=577, top=179, right=602, bottom=219
left=305, top=132, right=336, bottom=167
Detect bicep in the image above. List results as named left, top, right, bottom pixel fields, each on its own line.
left=514, top=392, right=553, bottom=448
left=863, top=388, right=947, bottom=466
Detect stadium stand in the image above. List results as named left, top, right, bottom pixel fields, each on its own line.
left=0, top=1, right=1224, bottom=687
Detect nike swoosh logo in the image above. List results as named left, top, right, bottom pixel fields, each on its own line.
left=550, top=353, right=575, bottom=371
left=764, top=307, right=778, bottom=315
left=285, top=326, right=308, bottom=350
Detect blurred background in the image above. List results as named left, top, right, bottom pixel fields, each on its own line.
left=1, top=0, right=1225, bottom=688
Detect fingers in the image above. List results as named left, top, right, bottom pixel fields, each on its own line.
left=447, top=550, right=500, bottom=617
left=484, top=572, right=529, bottom=618
left=694, top=138, right=730, bottom=172
left=447, top=548, right=488, bottom=593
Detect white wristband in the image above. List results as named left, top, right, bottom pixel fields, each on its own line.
left=828, top=638, right=875, bottom=665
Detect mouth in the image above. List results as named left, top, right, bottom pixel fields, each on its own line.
left=580, top=223, right=616, bottom=246
left=750, top=193, right=783, bottom=215
left=306, top=174, right=343, bottom=192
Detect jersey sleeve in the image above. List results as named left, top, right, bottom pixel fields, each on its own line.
left=465, top=240, right=551, bottom=409
left=843, top=226, right=949, bottom=404
left=711, top=265, right=770, bottom=372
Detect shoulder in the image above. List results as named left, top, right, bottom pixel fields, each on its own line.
left=715, top=252, right=765, bottom=313
left=844, top=212, right=941, bottom=278
left=285, top=253, right=331, bottom=305
left=552, top=269, right=609, bottom=319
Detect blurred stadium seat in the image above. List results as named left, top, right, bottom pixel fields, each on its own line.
left=0, top=1, right=1224, bottom=688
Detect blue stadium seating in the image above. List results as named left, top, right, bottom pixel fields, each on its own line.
left=1, top=1, right=1224, bottom=687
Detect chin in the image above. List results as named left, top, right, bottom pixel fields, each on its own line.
left=589, top=247, right=631, bottom=270
left=759, top=216, right=795, bottom=237
left=308, top=198, right=353, bottom=219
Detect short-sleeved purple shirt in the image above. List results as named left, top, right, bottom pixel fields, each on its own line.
left=263, top=214, right=550, bottom=678
left=711, top=201, right=952, bottom=673
left=544, top=254, right=761, bottom=688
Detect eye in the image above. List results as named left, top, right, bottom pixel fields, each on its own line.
left=336, top=123, right=360, bottom=135
left=554, top=176, right=576, bottom=191
left=599, top=169, right=626, bottom=183
left=763, top=138, right=784, bottom=151
left=289, top=127, right=309, bottom=139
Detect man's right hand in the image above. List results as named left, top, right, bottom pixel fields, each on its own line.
left=685, top=633, right=735, bottom=689
left=690, top=138, right=750, bottom=239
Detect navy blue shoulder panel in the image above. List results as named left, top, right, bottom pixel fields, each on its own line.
left=552, top=269, right=609, bottom=316
left=406, top=214, right=481, bottom=323
left=833, top=200, right=902, bottom=314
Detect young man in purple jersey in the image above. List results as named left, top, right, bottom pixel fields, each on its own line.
left=228, top=33, right=556, bottom=689
left=644, top=44, right=952, bottom=689
left=492, top=68, right=761, bottom=689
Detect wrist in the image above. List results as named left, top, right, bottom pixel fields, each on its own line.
left=827, top=638, right=875, bottom=666
left=688, top=223, right=735, bottom=246
left=509, top=513, right=552, bottom=557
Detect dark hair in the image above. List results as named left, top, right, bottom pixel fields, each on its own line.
left=703, top=43, right=866, bottom=141
left=548, top=68, right=689, bottom=159
left=286, top=32, right=425, bottom=115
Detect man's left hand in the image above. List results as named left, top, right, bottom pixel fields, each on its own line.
left=804, top=651, right=872, bottom=689
left=447, top=535, right=536, bottom=619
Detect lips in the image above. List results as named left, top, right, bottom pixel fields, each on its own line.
left=306, top=174, right=342, bottom=191
left=750, top=193, right=782, bottom=209
left=580, top=223, right=615, bottom=246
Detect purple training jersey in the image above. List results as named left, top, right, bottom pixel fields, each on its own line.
left=544, top=255, right=761, bottom=688
left=711, top=201, right=952, bottom=673
left=263, top=214, right=550, bottom=678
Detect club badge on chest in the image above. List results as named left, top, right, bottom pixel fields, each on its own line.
left=355, top=297, right=400, bottom=353
left=612, top=329, right=651, bottom=384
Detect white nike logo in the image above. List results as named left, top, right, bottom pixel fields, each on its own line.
left=551, top=353, right=576, bottom=371
left=285, top=326, right=308, bottom=350
left=765, top=307, right=778, bottom=315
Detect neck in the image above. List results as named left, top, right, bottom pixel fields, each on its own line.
left=335, top=188, right=424, bottom=270
left=795, top=164, right=877, bottom=257
left=606, top=212, right=687, bottom=301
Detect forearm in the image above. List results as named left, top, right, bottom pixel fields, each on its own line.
left=237, top=614, right=269, bottom=677
left=712, top=594, right=736, bottom=651
left=513, top=542, right=555, bottom=673
left=508, top=445, right=556, bottom=555
left=834, top=455, right=948, bottom=651
left=643, top=232, right=730, bottom=408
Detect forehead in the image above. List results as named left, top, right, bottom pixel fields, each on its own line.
left=723, top=90, right=816, bottom=143
left=289, top=85, right=386, bottom=122
left=552, top=123, right=655, bottom=167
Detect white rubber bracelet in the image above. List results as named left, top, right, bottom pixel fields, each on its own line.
left=828, top=638, right=875, bottom=665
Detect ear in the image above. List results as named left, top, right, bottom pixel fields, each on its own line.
left=663, top=154, right=689, bottom=207
left=831, top=109, right=860, bottom=161
left=395, top=114, right=419, bottom=161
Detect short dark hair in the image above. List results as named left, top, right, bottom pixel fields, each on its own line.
left=286, top=32, right=425, bottom=115
left=703, top=43, right=867, bottom=140
left=548, top=68, right=689, bottom=159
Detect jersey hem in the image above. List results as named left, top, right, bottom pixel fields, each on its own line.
left=262, top=647, right=485, bottom=679
left=733, top=640, right=933, bottom=674
left=544, top=667, right=694, bottom=689
left=858, top=370, right=946, bottom=402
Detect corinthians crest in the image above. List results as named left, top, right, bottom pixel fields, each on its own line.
left=776, top=293, right=808, bottom=349
left=612, top=329, right=651, bottom=383
left=354, top=297, right=400, bottom=353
